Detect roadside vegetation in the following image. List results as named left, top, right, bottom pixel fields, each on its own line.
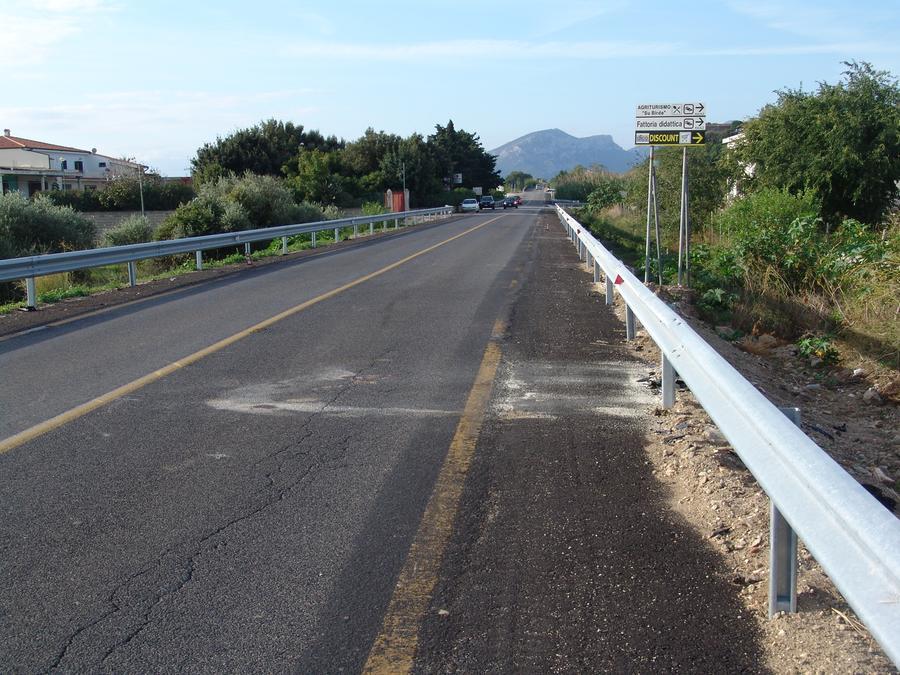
left=0, top=118, right=502, bottom=312
left=570, top=62, right=900, bottom=368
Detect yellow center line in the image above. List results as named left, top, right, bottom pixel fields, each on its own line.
left=0, top=215, right=506, bottom=456
left=363, top=319, right=506, bottom=674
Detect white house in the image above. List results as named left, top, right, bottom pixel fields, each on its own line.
left=722, top=130, right=755, bottom=201
left=0, top=129, right=144, bottom=197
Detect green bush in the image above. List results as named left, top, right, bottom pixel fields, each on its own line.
left=0, top=192, right=96, bottom=301
left=44, top=177, right=195, bottom=211
left=361, top=201, right=387, bottom=216
left=586, top=176, right=626, bottom=212
left=158, top=194, right=229, bottom=240
left=0, top=192, right=95, bottom=255
left=103, top=214, right=153, bottom=247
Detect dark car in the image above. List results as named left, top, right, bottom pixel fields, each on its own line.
left=513, top=195, right=523, bottom=206
left=479, top=196, right=495, bottom=210
left=501, top=197, right=518, bottom=209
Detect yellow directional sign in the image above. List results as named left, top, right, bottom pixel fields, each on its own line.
left=634, top=130, right=706, bottom=146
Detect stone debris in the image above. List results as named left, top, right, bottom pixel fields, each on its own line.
left=604, top=285, right=897, bottom=673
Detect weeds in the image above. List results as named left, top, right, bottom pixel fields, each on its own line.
left=797, top=334, right=840, bottom=365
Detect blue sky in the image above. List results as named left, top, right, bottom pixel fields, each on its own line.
left=3, top=0, right=898, bottom=175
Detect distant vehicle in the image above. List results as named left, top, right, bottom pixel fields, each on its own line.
left=479, top=196, right=495, bottom=210
left=513, top=196, right=523, bottom=206
left=461, top=198, right=479, bottom=212
left=501, top=197, right=518, bottom=209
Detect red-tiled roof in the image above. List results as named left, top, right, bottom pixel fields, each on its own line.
left=0, top=135, right=90, bottom=153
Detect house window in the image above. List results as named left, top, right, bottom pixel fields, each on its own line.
left=60, top=160, right=68, bottom=170
left=63, top=183, right=73, bottom=191
left=74, top=160, right=84, bottom=172
left=98, top=161, right=107, bottom=167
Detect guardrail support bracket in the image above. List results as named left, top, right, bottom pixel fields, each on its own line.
left=625, top=305, right=636, bottom=340
left=605, top=275, right=614, bottom=305
left=770, top=407, right=801, bottom=616
left=195, top=251, right=203, bottom=271
left=662, top=354, right=676, bottom=408
left=281, top=236, right=288, bottom=255
left=594, top=261, right=601, bottom=284
left=127, top=261, right=137, bottom=287
left=25, top=277, right=37, bottom=310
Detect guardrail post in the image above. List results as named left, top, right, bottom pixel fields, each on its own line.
left=127, top=261, right=137, bottom=287
left=369, top=222, right=374, bottom=236
left=334, top=227, right=339, bottom=242
left=353, top=224, right=359, bottom=239
left=312, top=231, right=317, bottom=248
left=281, top=236, right=288, bottom=255
left=195, top=251, right=203, bottom=270
left=605, top=275, right=614, bottom=306
left=25, top=277, right=37, bottom=310
left=661, top=354, right=676, bottom=408
left=625, top=305, right=636, bottom=340
left=770, top=407, right=800, bottom=616
left=244, top=242, right=251, bottom=257
left=593, top=261, right=601, bottom=284
left=395, top=217, right=400, bottom=229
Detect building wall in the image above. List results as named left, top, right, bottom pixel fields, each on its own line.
left=0, top=148, right=50, bottom=170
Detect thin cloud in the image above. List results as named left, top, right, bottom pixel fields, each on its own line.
left=282, top=39, right=680, bottom=61
left=281, top=36, right=899, bottom=62
left=726, top=0, right=885, bottom=42
left=4, top=0, right=117, bottom=64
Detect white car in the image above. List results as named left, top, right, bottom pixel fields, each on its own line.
left=460, top=198, right=479, bottom=212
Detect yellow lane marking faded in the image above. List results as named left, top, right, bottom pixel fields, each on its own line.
left=0, top=215, right=505, bottom=456
left=0, top=218, right=462, bottom=344
left=363, top=320, right=505, bottom=674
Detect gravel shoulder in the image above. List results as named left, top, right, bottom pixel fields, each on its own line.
left=603, top=270, right=898, bottom=672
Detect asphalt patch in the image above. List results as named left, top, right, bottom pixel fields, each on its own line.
left=414, top=214, right=767, bottom=672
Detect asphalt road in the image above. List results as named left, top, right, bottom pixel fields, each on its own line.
left=0, top=209, right=531, bottom=671
left=1, top=200, right=764, bottom=672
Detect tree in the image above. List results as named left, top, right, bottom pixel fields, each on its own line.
left=626, top=143, right=729, bottom=244
left=191, top=119, right=342, bottom=184
left=504, top=171, right=533, bottom=191
left=427, top=120, right=502, bottom=191
left=287, top=150, right=349, bottom=205
left=735, top=61, right=900, bottom=224
left=379, top=133, right=442, bottom=203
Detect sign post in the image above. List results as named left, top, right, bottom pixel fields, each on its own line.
left=635, top=102, right=706, bottom=286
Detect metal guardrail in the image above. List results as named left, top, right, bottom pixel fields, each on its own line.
left=0, top=207, right=453, bottom=308
left=555, top=205, right=900, bottom=665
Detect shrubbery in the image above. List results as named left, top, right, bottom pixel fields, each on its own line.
left=46, top=176, right=194, bottom=211
left=103, top=215, right=154, bottom=247
left=156, top=173, right=325, bottom=241
left=0, top=192, right=96, bottom=301
left=0, top=192, right=95, bottom=255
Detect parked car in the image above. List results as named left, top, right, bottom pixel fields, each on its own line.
left=461, top=198, right=479, bottom=212
left=501, top=197, right=518, bottom=209
left=479, top=196, right=495, bottom=210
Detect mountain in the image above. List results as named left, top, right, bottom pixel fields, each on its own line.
left=490, top=128, right=647, bottom=178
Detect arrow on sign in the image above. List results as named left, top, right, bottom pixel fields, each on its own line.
left=693, top=132, right=704, bottom=144
left=696, top=103, right=704, bottom=114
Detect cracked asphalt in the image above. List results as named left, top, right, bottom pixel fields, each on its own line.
left=0, top=211, right=530, bottom=672
left=1, top=204, right=766, bottom=672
